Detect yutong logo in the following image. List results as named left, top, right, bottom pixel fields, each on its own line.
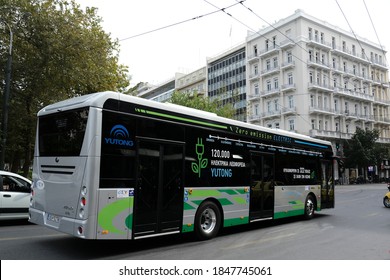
left=104, top=124, right=134, bottom=147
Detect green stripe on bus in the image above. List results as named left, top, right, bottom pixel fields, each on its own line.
left=219, top=189, right=237, bottom=195
left=184, top=202, right=196, bottom=210
left=224, top=216, right=249, bottom=227
left=233, top=196, right=247, bottom=204
left=191, top=189, right=221, bottom=197
left=235, top=188, right=247, bottom=194
left=274, top=209, right=304, bottom=219
left=217, top=198, right=233, bottom=206
left=98, top=197, right=134, bottom=234
left=182, top=224, right=194, bottom=232
left=137, top=108, right=228, bottom=130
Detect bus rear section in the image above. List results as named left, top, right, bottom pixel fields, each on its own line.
left=29, top=106, right=101, bottom=238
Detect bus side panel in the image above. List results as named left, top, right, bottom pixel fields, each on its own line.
left=182, top=186, right=249, bottom=233
left=273, top=185, right=321, bottom=219
left=96, top=188, right=134, bottom=239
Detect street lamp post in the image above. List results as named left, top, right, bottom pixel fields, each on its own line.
left=0, top=21, right=13, bottom=170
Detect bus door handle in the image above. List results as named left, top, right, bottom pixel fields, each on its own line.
left=3, top=194, right=11, bottom=198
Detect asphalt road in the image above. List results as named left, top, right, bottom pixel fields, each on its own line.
left=1, top=183, right=389, bottom=260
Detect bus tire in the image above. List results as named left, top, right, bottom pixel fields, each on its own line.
left=304, top=194, right=315, bottom=219
left=194, top=201, right=221, bottom=240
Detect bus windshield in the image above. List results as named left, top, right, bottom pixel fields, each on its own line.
left=38, top=108, right=89, bottom=156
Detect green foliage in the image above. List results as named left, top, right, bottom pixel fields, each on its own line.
left=344, top=128, right=386, bottom=169
left=169, top=91, right=235, bottom=119
left=0, top=0, right=130, bottom=174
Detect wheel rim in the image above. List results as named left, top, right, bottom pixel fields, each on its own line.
left=200, top=207, right=217, bottom=234
left=306, top=197, right=314, bottom=216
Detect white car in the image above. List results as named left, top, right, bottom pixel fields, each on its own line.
left=0, top=170, right=32, bottom=220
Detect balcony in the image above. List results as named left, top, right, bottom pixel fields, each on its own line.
left=281, top=60, right=295, bottom=70
left=307, top=59, right=330, bottom=70
left=259, top=45, right=280, bottom=58
left=261, top=65, right=280, bottom=76
left=281, top=83, right=296, bottom=92
left=309, top=129, right=352, bottom=140
left=280, top=39, right=295, bottom=49
left=261, top=88, right=280, bottom=98
left=262, top=110, right=281, bottom=119
left=282, top=106, right=297, bottom=115
left=308, top=82, right=333, bottom=92
left=333, top=87, right=374, bottom=102
left=306, top=37, right=332, bottom=51
left=247, top=53, right=259, bottom=64
left=247, top=94, right=260, bottom=101
left=331, top=45, right=368, bottom=63
left=309, top=106, right=336, bottom=116
left=370, top=59, right=388, bottom=70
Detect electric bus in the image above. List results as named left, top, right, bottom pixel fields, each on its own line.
left=29, top=91, right=335, bottom=240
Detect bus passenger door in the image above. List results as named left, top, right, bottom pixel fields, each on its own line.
left=133, top=139, right=184, bottom=238
left=321, top=159, right=334, bottom=209
left=249, top=152, right=274, bottom=221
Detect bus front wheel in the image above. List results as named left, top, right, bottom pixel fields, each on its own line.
left=304, top=194, right=315, bottom=219
left=194, top=201, right=221, bottom=240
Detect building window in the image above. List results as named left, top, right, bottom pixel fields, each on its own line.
left=320, top=32, right=324, bottom=44
left=254, top=83, right=259, bottom=95
left=265, top=39, right=269, bottom=51
left=253, top=45, right=258, bottom=56
left=273, top=57, right=278, bottom=68
left=311, top=119, right=315, bottom=129
left=332, top=58, right=336, bottom=68
left=314, top=30, right=318, bottom=41
left=254, top=64, right=258, bottom=75
left=288, top=73, right=293, bottom=85
left=274, top=99, right=279, bottom=111
left=267, top=80, right=272, bottom=91
left=275, top=122, right=280, bottom=129
left=318, top=120, right=322, bottom=130
left=342, top=41, right=346, bottom=52
left=287, top=51, right=292, bottom=63
left=274, top=78, right=279, bottom=89
left=254, top=104, right=259, bottom=116
left=273, top=36, right=276, bottom=48
left=266, top=59, right=271, bottom=70
left=267, top=101, right=272, bottom=113
left=288, top=95, right=294, bottom=108
left=288, top=119, right=295, bottom=131
left=335, top=122, right=339, bottom=132
left=309, top=72, right=313, bottom=83
left=308, top=27, right=312, bottom=40
left=334, top=99, right=338, bottom=112
left=310, top=95, right=314, bottom=106
left=325, top=121, right=328, bottom=131
left=332, top=37, right=336, bottom=49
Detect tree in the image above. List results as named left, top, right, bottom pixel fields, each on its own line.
left=0, top=0, right=130, bottom=175
left=169, top=91, right=235, bottom=119
left=344, top=128, right=380, bottom=180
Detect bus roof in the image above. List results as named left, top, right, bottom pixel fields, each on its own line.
left=38, top=91, right=332, bottom=147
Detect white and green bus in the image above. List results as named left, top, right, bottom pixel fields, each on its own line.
left=29, top=91, right=334, bottom=240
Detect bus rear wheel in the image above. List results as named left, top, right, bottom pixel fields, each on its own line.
left=304, top=194, right=315, bottom=219
left=194, top=201, right=221, bottom=240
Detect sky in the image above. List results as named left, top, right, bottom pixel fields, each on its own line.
left=76, top=0, right=390, bottom=87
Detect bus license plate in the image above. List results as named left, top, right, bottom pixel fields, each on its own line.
left=47, top=213, right=60, bottom=224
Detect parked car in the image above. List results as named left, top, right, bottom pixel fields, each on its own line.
left=0, top=170, right=32, bottom=220
left=384, top=183, right=390, bottom=208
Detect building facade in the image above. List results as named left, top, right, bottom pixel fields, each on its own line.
left=246, top=9, right=390, bottom=150
left=207, top=44, right=247, bottom=122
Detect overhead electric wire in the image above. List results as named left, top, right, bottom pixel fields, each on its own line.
left=362, top=0, right=388, bottom=65
left=118, top=1, right=244, bottom=42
